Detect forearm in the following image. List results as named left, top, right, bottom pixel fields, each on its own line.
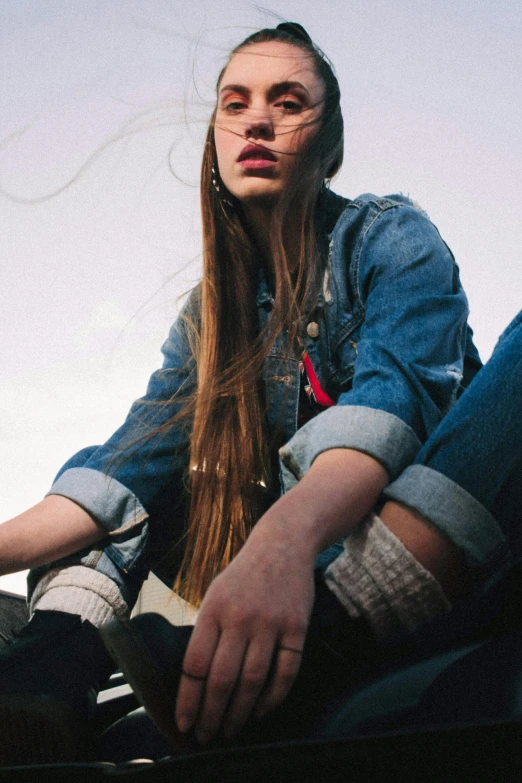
left=0, top=495, right=106, bottom=575
left=252, top=447, right=389, bottom=559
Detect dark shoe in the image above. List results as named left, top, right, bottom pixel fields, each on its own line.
left=100, top=583, right=378, bottom=753
left=0, top=610, right=114, bottom=766
left=99, top=607, right=361, bottom=753
left=99, top=613, right=196, bottom=753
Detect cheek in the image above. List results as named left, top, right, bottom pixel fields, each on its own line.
left=214, top=123, right=238, bottom=168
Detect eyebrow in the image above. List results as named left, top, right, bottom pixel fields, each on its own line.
left=219, top=81, right=311, bottom=100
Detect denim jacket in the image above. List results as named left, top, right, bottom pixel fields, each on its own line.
left=39, top=191, right=481, bottom=604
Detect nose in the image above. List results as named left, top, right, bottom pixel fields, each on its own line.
left=244, top=108, right=275, bottom=141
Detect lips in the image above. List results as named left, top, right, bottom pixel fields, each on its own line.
left=237, top=144, right=277, bottom=163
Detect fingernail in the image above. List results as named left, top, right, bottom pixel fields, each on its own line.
left=177, top=715, right=191, bottom=734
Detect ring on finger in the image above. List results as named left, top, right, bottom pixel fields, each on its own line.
left=182, top=670, right=207, bottom=681
left=276, top=645, right=303, bottom=655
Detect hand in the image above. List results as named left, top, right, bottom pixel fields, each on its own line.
left=175, top=517, right=316, bottom=745
left=174, top=447, right=389, bottom=745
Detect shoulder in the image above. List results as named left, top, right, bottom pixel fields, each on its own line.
left=325, top=190, right=456, bottom=288
left=327, top=190, right=448, bottom=267
left=326, top=189, right=432, bottom=240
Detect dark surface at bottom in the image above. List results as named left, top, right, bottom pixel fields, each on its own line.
left=1, top=719, right=521, bottom=783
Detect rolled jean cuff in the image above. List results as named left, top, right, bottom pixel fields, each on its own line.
left=383, top=465, right=511, bottom=583
left=279, top=405, right=421, bottom=492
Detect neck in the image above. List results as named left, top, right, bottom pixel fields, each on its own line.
left=242, top=200, right=301, bottom=276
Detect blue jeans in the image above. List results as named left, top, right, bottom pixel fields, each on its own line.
left=384, top=309, right=522, bottom=600
left=314, top=310, right=522, bottom=648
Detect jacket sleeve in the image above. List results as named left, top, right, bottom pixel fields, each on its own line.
left=279, top=202, right=471, bottom=489
left=47, top=286, right=199, bottom=535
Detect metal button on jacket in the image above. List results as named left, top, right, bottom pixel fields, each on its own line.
left=306, top=321, right=319, bottom=338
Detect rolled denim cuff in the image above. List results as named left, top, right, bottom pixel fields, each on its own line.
left=279, top=405, right=421, bottom=491
left=46, top=467, right=148, bottom=535
left=383, top=465, right=511, bottom=583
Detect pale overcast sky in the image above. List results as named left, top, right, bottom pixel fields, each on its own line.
left=1, top=0, right=521, bottom=595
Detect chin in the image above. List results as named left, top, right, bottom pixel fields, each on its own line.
left=223, top=172, right=281, bottom=205
left=235, top=185, right=283, bottom=207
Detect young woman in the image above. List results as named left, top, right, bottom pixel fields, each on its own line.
left=0, top=22, right=498, bottom=764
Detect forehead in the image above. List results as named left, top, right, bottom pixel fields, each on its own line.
left=220, top=41, right=324, bottom=98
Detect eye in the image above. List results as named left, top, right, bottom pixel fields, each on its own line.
left=223, top=100, right=247, bottom=112
left=275, top=99, right=304, bottom=113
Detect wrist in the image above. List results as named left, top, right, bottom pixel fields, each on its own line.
left=249, top=501, right=320, bottom=567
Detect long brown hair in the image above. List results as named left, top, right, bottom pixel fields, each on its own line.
left=173, top=24, right=344, bottom=605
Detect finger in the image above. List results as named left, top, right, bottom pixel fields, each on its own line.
left=255, top=640, right=304, bottom=718
left=196, top=630, right=248, bottom=744
left=222, top=637, right=275, bottom=739
left=175, top=619, right=219, bottom=734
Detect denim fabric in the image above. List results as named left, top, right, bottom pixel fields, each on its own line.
left=29, top=446, right=190, bottom=607
left=279, top=406, right=421, bottom=491
left=274, top=192, right=480, bottom=487
left=384, top=310, right=522, bottom=591
left=35, top=190, right=480, bottom=600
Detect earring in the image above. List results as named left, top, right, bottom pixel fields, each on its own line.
left=211, top=165, right=234, bottom=208
left=211, top=165, right=221, bottom=193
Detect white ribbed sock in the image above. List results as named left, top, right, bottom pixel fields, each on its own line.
left=30, top=565, right=129, bottom=627
left=324, top=513, right=450, bottom=640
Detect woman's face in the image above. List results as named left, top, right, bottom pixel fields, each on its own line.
left=214, top=41, right=325, bottom=206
